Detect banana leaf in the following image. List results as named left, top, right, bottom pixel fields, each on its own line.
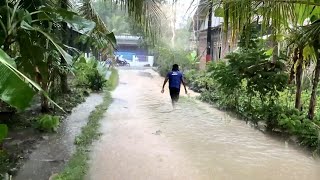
left=0, top=49, right=35, bottom=110
left=0, top=49, right=63, bottom=111
left=21, top=21, right=73, bottom=65
left=105, top=32, right=117, bottom=47
left=36, top=7, right=96, bottom=34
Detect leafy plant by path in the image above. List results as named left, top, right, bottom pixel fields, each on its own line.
left=35, top=115, right=60, bottom=132
left=74, top=56, right=108, bottom=91
left=106, top=68, right=119, bottom=91
left=87, top=70, right=107, bottom=91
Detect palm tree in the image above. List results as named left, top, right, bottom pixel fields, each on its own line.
left=299, top=20, right=320, bottom=119
left=287, top=28, right=310, bottom=110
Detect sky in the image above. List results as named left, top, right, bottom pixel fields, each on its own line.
left=173, top=0, right=198, bottom=28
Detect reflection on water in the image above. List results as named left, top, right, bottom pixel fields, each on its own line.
left=89, top=69, right=320, bottom=180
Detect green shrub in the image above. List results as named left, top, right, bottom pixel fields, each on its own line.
left=155, top=44, right=197, bottom=77
left=36, top=115, right=60, bottom=132
left=73, top=55, right=108, bottom=91
left=87, top=69, right=107, bottom=91
left=106, top=69, right=119, bottom=91
left=0, top=124, right=8, bottom=144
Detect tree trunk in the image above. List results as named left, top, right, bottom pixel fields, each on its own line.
left=271, top=22, right=278, bottom=63
left=289, top=48, right=298, bottom=84
left=60, top=0, right=70, bottom=94
left=41, top=94, right=50, bottom=112
left=37, top=71, right=50, bottom=112
left=308, top=44, right=320, bottom=120
left=206, top=1, right=213, bottom=62
left=295, top=48, right=303, bottom=110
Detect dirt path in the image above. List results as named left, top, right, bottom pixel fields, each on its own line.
left=88, top=69, right=320, bottom=180
left=15, top=94, right=103, bottom=180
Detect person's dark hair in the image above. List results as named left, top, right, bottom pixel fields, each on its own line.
left=172, top=64, right=179, bottom=71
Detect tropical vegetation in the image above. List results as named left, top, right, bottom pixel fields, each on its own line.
left=186, top=0, right=320, bottom=155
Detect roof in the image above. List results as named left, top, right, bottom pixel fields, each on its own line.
left=116, top=35, right=141, bottom=45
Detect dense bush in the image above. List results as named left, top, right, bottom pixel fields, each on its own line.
left=35, top=115, right=60, bottom=132
left=87, top=70, right=107, bottom=91
left=73, top=56, right=107, bottom=91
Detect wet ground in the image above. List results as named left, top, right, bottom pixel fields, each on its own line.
left=14, top=93, right=103, bottom=180
left=88, top=69, right=320, bottom=180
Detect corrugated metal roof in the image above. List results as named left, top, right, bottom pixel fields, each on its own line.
left=116, top=35, right=141, bottom=45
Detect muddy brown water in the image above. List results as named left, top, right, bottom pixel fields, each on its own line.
left=88, top=69, right=320, bottom=180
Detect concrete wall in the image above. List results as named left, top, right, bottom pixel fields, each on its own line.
left=127, top=56, right=154, bottom=67
left=192, top=10, right=238, bottom=70
left=196, top=27, right=237, bottom=70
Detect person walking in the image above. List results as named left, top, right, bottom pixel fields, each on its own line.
left=161, top=64, right=188, bottom=108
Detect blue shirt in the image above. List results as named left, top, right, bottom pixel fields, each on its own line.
left=167, top=71, right=183, bottom=89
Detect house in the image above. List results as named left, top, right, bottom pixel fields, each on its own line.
left=115, top=35, right=154, bottom=67
left=190, top=1, right=236, bottom=69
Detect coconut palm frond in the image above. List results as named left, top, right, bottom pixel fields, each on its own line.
left=190, top=0, right=320, bottom=41
left=78, top=0, right=110, bottom=34
left=302, top=19, right=320, bottom=45
left=114, top=0, right=163, bottom=39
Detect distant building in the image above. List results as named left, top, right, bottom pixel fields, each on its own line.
left=115, top=35, right=154, bottom=67
left=190, top=1, right=236, bottom=69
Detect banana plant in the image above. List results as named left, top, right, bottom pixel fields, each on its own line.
left=0, top=48, right=62, bottom=110
left=0, top=0, right=97, bottom=111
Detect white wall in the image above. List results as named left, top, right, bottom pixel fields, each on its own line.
left=128, top=55, right=154, bottom=67
left=199, top=15, right=223, bottom=31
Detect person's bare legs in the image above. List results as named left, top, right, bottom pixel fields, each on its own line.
left=172, top=100, right=176, bottom=109
left=172, top=98, right=178, bottom=110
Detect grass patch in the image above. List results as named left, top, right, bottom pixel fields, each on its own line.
left=54, top=69, right=118, bottom=180
left=106, top=68, right=119, bottom=91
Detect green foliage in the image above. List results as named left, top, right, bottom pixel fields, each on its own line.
left=155, top=44, right=197, bottom=77
left=0, top=124, right=8, bottom=144
left=37, top=6, right=96, bottom=35
left=0, top=49, right=36, bottom=110
left=279, top=110, right=320, bottom=149
left=36, top=115, right=60, bottom=132
left=185, top=70, right=214, bottom=93
left=87, top=70, right=107, bottom=91
left=106, top=69, right=119, bottom=91
left=73, top=56, right=107, bottom=91
left=0, top=0, right=99, bottom=111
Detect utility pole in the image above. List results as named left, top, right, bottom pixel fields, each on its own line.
left=206, top=2, right=213, bottom=62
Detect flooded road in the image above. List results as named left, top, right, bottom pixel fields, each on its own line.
left=88, top=69, right=320, bottom=180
